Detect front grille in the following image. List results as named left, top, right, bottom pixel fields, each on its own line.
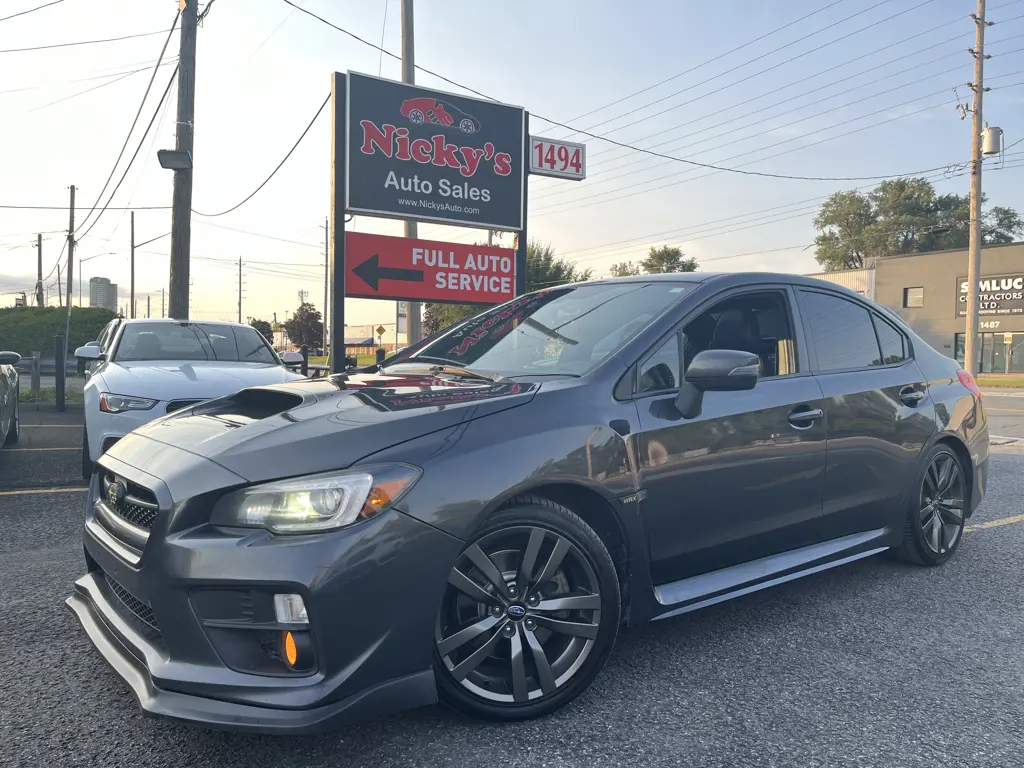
left=104, top=573, right=159, bottom=632
left=102, top=473, right=159, bottom=530
left=166, top=399, right=201, bottom=414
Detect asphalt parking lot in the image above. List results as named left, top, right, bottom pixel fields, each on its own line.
left=2, top=399, right=1024, bottom=767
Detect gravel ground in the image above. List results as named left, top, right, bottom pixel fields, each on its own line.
left=1, top=420, right=1023, bottom=767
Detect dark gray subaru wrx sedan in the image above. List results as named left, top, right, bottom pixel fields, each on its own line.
left=68, top=272, right=989, bottom=733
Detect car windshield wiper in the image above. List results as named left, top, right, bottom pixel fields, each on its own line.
left=382, top=359, right=503, bottom=382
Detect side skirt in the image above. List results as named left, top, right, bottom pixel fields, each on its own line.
left=652, top=528, right=890, bottom=622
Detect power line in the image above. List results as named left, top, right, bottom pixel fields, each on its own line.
left=25, top=60, right=178, bottom=113
left=75, top=11, right=180, bottom=235
left=75, top=63, right=180, bottom=242
left=0, top=204, right=169, bottom=210
left=0, top=29, right=168, bottom=54
left=0, top=0, right=63, bottom=24
left=543, top=0, right=852, bottom=131
left=192, top=93, right=330, bottom=217
left=553, top=0, right=933, bottom=142
left=0, top=56, right=179, bottom=95
left=193, top=220, right=322, bottom=248
left=284, top=1, right=986, bottom=185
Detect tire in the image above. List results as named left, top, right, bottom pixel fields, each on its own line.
left=409, top=109, right=424, bottom=124
left=434, top=496, right=620, bottom=721
left=2, top=385, right=18, bottom=446
left=459, top=118, right=476, bottom=134
left=82, top=425, right=92, bottom=480
left=892, top=444, right=967, bottom=566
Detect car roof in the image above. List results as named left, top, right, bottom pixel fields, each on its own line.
left=574, top=271, right=865, bottom=294
left=118, top=318, right=248, bottom=328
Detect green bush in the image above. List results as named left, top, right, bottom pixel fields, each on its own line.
left=0, top=306, right=116, bottom=356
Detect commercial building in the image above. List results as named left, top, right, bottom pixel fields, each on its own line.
left=808, top=242, right=1024, bottom=374
left=89, top=277, right=118, bottom=313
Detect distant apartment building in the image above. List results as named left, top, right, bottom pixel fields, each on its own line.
left=89, top=277, right=118, bottom=312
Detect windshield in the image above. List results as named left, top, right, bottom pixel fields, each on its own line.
left=113, top=323, right=280, bottom=364
left=394, top=281, right=694, bottom=377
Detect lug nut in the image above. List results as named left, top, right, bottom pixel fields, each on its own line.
left=502, top=623, right=516, bottom=638
left=524, top=619, right=537, bottom=631
left=507, top=586, right=517, bottom=596
left=491, top=605, right=502, bottom=617
left=526, top=594, right=540, bottom=607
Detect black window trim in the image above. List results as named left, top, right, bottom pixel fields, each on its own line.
left=627, top=284, right=808, bottom=401
left=797, top=288, right=915, bottom=375
left=869, top=310, right=912, bottom=368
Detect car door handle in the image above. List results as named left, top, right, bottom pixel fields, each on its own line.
left=788, top=407, right=823, bottom=427
left=899, top=387, right=926, bottom=406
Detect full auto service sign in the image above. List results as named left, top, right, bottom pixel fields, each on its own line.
left=345, top=231, right=517, bottom=305
left=346, top=72, right=525, bottom=230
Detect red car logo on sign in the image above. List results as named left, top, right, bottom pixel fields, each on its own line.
left=400, top=97, right=481, bottom=135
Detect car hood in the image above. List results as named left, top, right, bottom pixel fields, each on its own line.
left=123, top=370, right=539, bottom=482
left=99, top=360, right=304, bottom=401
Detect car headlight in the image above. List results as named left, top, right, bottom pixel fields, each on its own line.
left=99, top=393, right=158, bottom=413
left=210, top=464, right=421, bottom=534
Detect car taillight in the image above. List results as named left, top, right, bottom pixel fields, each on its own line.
left=957, top=369, right=981, bottom=398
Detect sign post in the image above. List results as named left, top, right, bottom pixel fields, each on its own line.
left=329, top=73, right=348, bottom=373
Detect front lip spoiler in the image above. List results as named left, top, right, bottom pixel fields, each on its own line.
left=65, top=574, right=436, bottom=735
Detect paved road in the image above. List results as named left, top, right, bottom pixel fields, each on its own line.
left=2, top=413, right=1024, bottom=767
left=983, top=389, right=1024, bottom=439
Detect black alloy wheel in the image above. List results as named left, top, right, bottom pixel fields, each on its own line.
left=434, top=497, right=620, bottom=721
left=894, top=445, right=967, bottom=566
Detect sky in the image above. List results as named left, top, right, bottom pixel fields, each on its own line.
left=1, top=0, right=1023, bottom=334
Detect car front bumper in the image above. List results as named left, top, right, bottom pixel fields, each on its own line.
left=66, top=437, right=464, bottom=734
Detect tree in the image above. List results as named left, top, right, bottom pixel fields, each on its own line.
left=640, top=245, right=698, bottom=274
left=423, top=240, right=592, bottom=335
left=609, top=261, right=642, bottom=277
left=281, top=302, right=323, bottom=348
left=249, top=318, right=273, bottom=342
left=813, top=177, right=1024, bottom=271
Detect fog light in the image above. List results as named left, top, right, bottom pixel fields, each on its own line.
left=273, top=593, right=308, bottom=624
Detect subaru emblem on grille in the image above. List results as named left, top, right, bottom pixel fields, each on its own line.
left=107, top=481, right=125, bottom=508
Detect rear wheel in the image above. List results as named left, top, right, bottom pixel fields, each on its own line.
left=434, top=497, right=620, bottom=721
left=893, top=444, right=967, bottom=566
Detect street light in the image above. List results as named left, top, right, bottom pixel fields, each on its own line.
left=79, top=252, right=114, bottom=306
left=157, top=149, right=193, bottom=170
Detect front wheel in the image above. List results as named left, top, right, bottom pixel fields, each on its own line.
left=434, top=497, right=620, bottom=721
left=893, top=444, right=967, bottom=566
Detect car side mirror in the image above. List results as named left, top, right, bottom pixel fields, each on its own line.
left=74, top=345, right=102, bottom=361
left=0, top=351, right=21, bottom=365
left=674, top=349, right=760, bottom=419
left=280, top=350, right=303, bottom=365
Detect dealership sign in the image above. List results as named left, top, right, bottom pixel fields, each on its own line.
left=956, top=273, right=1024, bottom=317
left=345, top=231, right=516, bottom=305
left=346, top=72, right=525, bottom=230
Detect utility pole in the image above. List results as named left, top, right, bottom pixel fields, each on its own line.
left=35, top=234, right=43, bottom=307
left=401, top=0, right=422, bottom=343
left=161, top=288, right=165, bottom=318
left=237, top=256, right=243, bottom=323
left=57, top=264, right=62, bottom=307
left=323, top=216, right=329, bottom=353
left=130, top=211, right=136, bottom=318
left=147, top=294, right=151, bottom=319
left=66, top=184, right=75, bottom=311
left=168, top=0, right=198, bottom=320
left=964, top=0, right=991, bottom=375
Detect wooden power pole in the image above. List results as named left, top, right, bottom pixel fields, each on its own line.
left=130, top=211, right=136, bottom=318
left=401, top=0, right=422, bottom=343
left=66, top=184, right=75, bottom=311
left=964, top=0, right=990, bottom=374
left=168, top=0, right=198, bottom=320
left=36, top=234, right=43, bottom=307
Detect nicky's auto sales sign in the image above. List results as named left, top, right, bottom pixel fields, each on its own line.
left=346, top=72, right=525, bottom=230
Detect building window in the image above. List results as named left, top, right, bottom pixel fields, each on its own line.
left=955, top=333, right=1024, bottom=374
left=903, top=287, right=924, bottom=308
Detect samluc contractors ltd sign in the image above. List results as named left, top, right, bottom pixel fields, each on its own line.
left=956, top=273, right=1024, bottom=317
left=346, top=72, right=525, bottom=230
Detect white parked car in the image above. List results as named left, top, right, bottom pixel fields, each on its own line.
left=75, top=319, right=305, bottom=478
